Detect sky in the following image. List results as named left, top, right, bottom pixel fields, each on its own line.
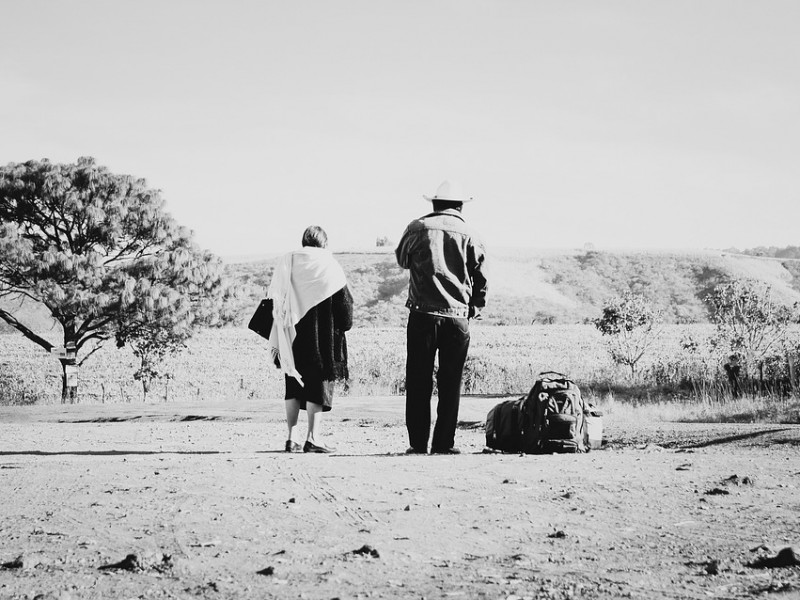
left=1, top=0, right=799, bottom=259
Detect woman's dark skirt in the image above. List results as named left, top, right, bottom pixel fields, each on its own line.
left=284, top=372, right=334, bottom=412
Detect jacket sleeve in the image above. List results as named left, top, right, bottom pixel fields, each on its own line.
left=332, top=285, right=354, bottom=332
left=468, top=242, right=488, bottom=309
left=395, top=226, right=413, bottom=269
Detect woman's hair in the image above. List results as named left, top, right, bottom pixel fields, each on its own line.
left=301, top=225, right=328, bottom=248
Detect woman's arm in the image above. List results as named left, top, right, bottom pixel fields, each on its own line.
left=332, top=285, right=354, bottom=332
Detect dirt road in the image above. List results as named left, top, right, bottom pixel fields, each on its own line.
left=1, top=397, right=799, bottom=599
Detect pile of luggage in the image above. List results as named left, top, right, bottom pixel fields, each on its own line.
left=485, top=371, right=603, bottom=454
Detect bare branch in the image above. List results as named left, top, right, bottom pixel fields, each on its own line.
left=76, top=315, right=116, bottom=339
left=76, top=331, right=110, bottom=351
left=0, top=287, right=44, bottom=306
left=103, top=235, right=149, bottom=265
left=77, top=344, right=104, bottom=366
left=0, top=308, right=54, bottom=351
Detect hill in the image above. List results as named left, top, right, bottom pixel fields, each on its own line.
left=226, top=247, right=800, bottom=327
left=4, top=248, right=800, bottom=336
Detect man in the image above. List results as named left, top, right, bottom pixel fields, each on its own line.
left=395, top=180, right=488, bottom=454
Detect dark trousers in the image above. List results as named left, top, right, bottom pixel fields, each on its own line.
left=405, top=311, right=471, bottom=451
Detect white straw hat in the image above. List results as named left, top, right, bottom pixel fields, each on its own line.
left=423, top=180, right=474, bottom=203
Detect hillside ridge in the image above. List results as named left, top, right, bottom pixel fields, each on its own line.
left=228, top=248, right=800, bottom=327
left=4, top=248, right=800, bottom=335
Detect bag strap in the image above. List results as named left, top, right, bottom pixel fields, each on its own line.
left=538, top=371, right=574, bottom=385
left=538, top=371, right=568, bottom=379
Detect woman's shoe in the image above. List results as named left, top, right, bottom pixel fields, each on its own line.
left=285, top=440, right=302, bottom=453
left=303, top=441, right=333, bottom=453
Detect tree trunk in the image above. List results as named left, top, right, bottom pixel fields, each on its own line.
left=59, top=357, right=78, bottom=404
left=139, top=355, right=152, bottom=402
left=60, top=326, right=79, bottom=404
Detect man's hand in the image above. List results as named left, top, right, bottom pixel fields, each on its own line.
left=468, top=306, right=482, bottom=320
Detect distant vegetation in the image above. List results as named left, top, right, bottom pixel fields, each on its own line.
left=223, top=247, right=800, bottom=327
left=731, top=245, right=800, bottom=260
left=3, top=245, right=800, bottom=415
left=4, top=324, right=799, bottom=424
left=7, top=246, right=800, bottom=333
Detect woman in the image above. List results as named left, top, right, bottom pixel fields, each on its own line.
left=267, top=226, right=353, bottom=453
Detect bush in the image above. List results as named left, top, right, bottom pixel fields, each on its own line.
left=0, top=372, right=43, bottom=406
left=594, top=292, right=664, bottom=379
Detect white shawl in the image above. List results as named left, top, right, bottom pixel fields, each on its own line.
left=267, top=247, right=347, bottom=386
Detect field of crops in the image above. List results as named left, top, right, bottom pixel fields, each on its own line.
left=0, top=324, right=718, bottom=406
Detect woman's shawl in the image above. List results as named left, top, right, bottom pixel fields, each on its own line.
left=267, top=247, right=347, bottom=385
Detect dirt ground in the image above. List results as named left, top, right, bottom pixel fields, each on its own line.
left=1, top=396, right=799, bottom=600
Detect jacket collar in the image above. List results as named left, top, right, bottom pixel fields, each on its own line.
left=423, top=208, right=465, bottom=222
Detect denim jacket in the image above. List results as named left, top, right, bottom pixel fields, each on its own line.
left=395, top=208, right=488, bottom=318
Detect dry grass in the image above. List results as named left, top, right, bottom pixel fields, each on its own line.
left=2, top=325, right=798, bottom=424
left=588, top=390, right=800, bottom=425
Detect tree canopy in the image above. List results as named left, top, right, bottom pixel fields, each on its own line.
left=0, top=157, right=231, bottom=401
left=706, top=279, right=799, bottom=371
left=594, top=291, right=663, bottom=378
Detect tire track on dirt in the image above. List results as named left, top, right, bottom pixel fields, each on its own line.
left=292, top=470, right=383, bottom=529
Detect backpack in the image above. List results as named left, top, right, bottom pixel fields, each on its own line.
left=484, top=396, right=527, bottom=453
left=485, top=371, right=587, bottom=454
left=527, top=371, right=587, bottom=454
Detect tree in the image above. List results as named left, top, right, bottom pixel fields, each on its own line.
left=113, top=250, right=234, bottom=400
left=594, top=291, right=663, bottom=379
left=0, top=157, right=231, bottom=403
left=705, top=279, right=800, bottom=390
left=116, top=320, right=186, bottom=402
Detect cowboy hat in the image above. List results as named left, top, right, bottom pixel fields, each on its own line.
left=423, top=180, right=474, bottom=203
